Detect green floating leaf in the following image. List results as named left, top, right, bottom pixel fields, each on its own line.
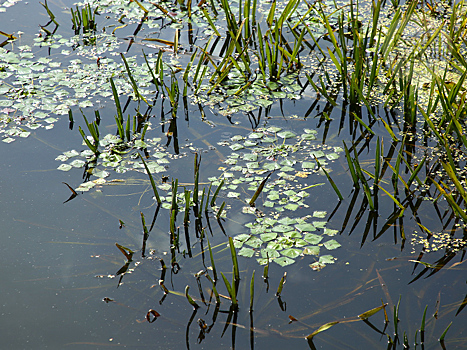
left=57, top=164, right=73, bottom=171
left=239, top=247, right=255, bottom=258
left=324, top=228, right=339, bottom=236
left=281, top=248, right=302, bottom=259
left=303, top=246, right=320, bottom=256
left=310, top=151, right=325, bottom=158
left=326, top=152, right=339, bottom=160
left=274, top=256, right=295, bottom=267
left=267, top=126, right=282, bottom=133
left=245, top=236, right=263, bottom=248
left=302, top=161, right=316, bottom=169
left=2, top=137, right=15, bottom=143
left=319, top=255, right=336, bottom=264
left=284, top=203, right=299, bottom=211
left=267, top=191, right=280, bottom=200
left=301, top=133, right=316, bottom=140
left=233, top=234, right=251, bottom=248
left=263, top=162, right=280, bottom=171
left=277, top=131, right=296, bottom=139
left=93, top=170, right=110, bottom=178
left=230, top=143, right=244, bottom=151
left=261, top=248, right=280, bottom=259
left=313, top=221, right=327, bottom=228
left=249, top=132, right=263, bottom=139
left=294, top=238, right=308, bottom=247
left=283, top=231, right=302, bottom=239
left=70, top=159, right=85, bottom=168
left=280, top=166, right=295, bottom=172
left=304, top=233, right=323, bottom=245
left=260, top=232, right=278, bottom=242
left=323, top=240, right=341, bottom=250
left=278, top=217, right=297, bottom=225
left=295, top=223, right=316, bottom=232
left=243, top=153, right=258, bottom=161
left=273, top=224, right=294, bottom=233
left=313, top=211, right=327, bottom=218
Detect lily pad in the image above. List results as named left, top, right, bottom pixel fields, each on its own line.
left=304, top=233, right=323, bottom=244
left=238, top=247, right=255, bottom=258
left=260, top=231, right=278, bottom=241
left=319, top=255, right=336, bottom=264
left=303, top=246, right=320, bottom=256
left=273, top=224, right=294, bottom=233
left=295, top=223, right=316, bottom=232
left=323, top=239, right=341, bottom=250
left=277, top=131, right=296, bottom=139
left=274, top=256, right=295, bottom=267
left=281, top=248, right=302, bottom=259
left=57, top=164, right=72, bottom=171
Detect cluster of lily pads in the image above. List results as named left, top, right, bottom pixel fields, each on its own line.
left=210, top=126, right=343, bottom=268
left=234, top=213, right=341, bottom=269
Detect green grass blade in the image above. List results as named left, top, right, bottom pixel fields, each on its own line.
left=110, top=77, right=123, bottom=124
left=138, top=154, right=162, bottom=204
left=210, top=180, right=224, bottom=207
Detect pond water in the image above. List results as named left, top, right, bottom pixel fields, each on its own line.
left=1, top=0, right=467, bottom=349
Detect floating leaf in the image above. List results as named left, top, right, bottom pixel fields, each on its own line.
left=284, top=231, right=302, bottom=239
left=273, top=224, right=294, bottom=233
left=249, top=132, right=263, bottom=139
left=324, top=228, right=339, bottom=236
left=295, top=223, right=316, bottom=232
left=313, top=221, right=327, bottom=228
left=57, top=164, right=72, bottom=171
left=326, top=152, right=339, bottom=160
left=319, top=255, right=336, bottom=264
left=70, top=159, right=85, bottom=168
left=313, top=211, right=327, bottom=218
left=302, top=161, right=316, bottom=169
left=278, top=217, right=297, bottom=225
left=267, top=126, right=282, bottom=133
left=245, top=236, right=263, bottom=248
left=261, top=248, right=280, bottom=259
left=310, top=151, right=325, bottom=158
left=304, top=233, right=323, bottom=244
left=323, top=240, right=341, bottom=250
left=232, top=234, right=251, bottom=248
left=260, top=232, right=278, bottom=242
left=230, top=143, right=244, bottom=151
left=281, top=248, right=302, bottom=259
left=243, top=153, right=258, bottom=161
left=303, top=246, right=320, bottom=256
left=267, top=191, right=280, bottom=200
left=277, top=131, right=296, bottom=139
left=274, top=256, right=295, bottom=267
left=239, top=247, right=255, bottom=257
left=284, top=203, right=299, bottom=211
left=301, top=133, right=316, bottom=140
left=263, top=162, right=280, bottom=171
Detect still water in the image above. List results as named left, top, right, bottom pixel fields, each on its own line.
left=1, top=0, right=466, bottom=349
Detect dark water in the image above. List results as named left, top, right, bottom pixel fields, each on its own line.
left=1, top=1, right=466, bottom=349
